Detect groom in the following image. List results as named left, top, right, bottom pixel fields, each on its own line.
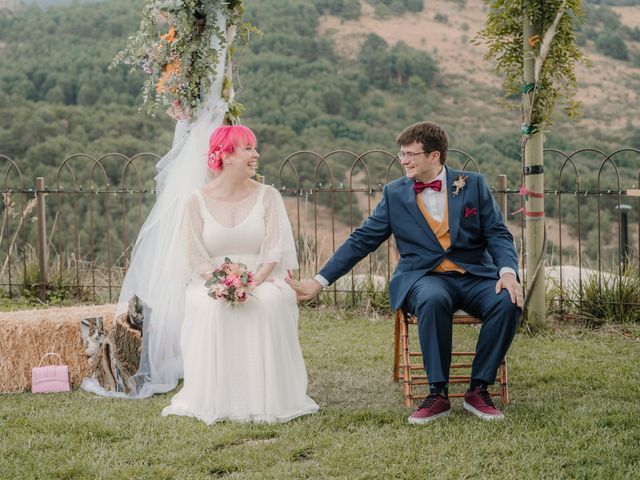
left=286, top=121, right=522, bottom=423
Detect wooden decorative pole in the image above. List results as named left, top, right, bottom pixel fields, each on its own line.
left=478, top=0, right=585, bottom=328
left=522, top=15, right=545, bottom=328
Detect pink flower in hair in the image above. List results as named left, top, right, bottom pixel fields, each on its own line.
left=207, top=143, right=224, bottom=172
left=206, top=125, right=258, bottom=173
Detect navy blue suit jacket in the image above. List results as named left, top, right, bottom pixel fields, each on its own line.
left=318, top=167, right=519, bottom=310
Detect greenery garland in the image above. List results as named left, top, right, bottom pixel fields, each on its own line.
left=476, top=0, right=588, bottom=129
left=112, top=0, right=254, bottom=122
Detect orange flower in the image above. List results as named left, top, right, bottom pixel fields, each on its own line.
left=160, top=26, right=177, bottom=44
left=156, top=60, right=180, bottom=94
left=528, top=35, right=540, bottom=48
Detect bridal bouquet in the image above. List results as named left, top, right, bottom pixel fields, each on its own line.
left=205, top=257, right=256, bottom=305
left=112, top=0, right=252, bottom=121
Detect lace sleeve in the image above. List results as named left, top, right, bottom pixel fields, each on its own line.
left=186, top=193, right=215, bottom=277
left=258, top=186, right=299, bottom=272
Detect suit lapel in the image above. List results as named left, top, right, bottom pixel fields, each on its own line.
left=446, top=167, right=464, bottom=244
left=402, top=177, right=440, bottom=246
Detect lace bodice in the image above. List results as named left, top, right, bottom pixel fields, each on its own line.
left=185, top=184, right=298, bottom=278
left=197, top=186, right=262, bottom=228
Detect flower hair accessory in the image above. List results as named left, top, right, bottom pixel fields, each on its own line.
left=452, top=175, right=468, bottom=196
left=207, top=144, right=224, bottom=171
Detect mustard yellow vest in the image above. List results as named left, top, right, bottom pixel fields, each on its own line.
left=416, top=193, right=465, bottom=273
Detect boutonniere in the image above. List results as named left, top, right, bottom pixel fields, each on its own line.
left=452, top=175, right=468, bottom=196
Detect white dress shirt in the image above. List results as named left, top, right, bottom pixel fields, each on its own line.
left=315, top=168, right=515, bottom=287
left=419, top=166, right=447, bottom=222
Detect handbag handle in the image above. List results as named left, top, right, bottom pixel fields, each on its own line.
left=38, top=352, right=63, bottom=367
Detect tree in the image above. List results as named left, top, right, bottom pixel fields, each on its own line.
left=357, top=34, right=391, bottom=90
left=595, top=32, right=629, bottom=60
left=389, top=42, right=438, bottom=87
left=478, top=0, right=586, bottom=329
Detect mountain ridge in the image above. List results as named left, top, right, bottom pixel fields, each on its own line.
left=320, top=0, right=640, bottom=132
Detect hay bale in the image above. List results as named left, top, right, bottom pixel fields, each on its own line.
left=93, top=309, right=142, bottom=394
left=0, top=304, right=116, bottom=392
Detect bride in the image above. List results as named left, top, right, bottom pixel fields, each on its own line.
left=160, top=124, right=318, bottom=424
left=81, top=7, right=316, bottom=422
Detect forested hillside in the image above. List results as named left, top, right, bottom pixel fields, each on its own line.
left=0, top=0, right=639, bottom=265
left=1, top=0, right=638, bottom=181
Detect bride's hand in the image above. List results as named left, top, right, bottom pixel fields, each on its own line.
left=254, top=262, right=277, bottom=287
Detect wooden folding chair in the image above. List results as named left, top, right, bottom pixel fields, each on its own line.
left=393, top=309, right=509, bottom=408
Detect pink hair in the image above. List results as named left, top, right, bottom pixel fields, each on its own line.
left=207, top=125, right=257, bottom=173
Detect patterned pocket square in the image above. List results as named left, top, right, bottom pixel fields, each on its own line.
left=464, top=207, right=477, bottom=218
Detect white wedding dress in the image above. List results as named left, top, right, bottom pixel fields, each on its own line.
left=161, top=183, right=319, bottom=424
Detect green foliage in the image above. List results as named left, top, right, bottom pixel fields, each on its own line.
left=578, top=3, right=636, bottom=60
left=626, top=25, right=640, bottom=41
left=358, top=34, right=392, bottom=89
left=585, top=0, right=640, bottom=4
left=477, top=0, right=587, bottom=126
left=24, top=0, right=103, bottom=6
left=314, top=0, right=361, bottom=20
left=595, top=31, right=630, bottom=59
left=112, top=0, right=252, bottom=121
left=434, top=12, right=449, bottom=23
left=0, top=244, right=113, bottom=307
left=0, top=100, right=173, bottom=181
left=0, top=1, right=145, bottom=106
left=357, top=34, right=439, bottom=90
left=562, top=262, right=640, bottom=326
left=588, top=2, right=625, bottom=30
left=365, top=0, right=424, bottom=17
left=0, top=0, right=637, bottom=281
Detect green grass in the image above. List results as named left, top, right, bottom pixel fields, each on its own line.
left=2, top=307, right=640, bottom=479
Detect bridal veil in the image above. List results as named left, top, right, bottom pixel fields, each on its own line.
left=82, top=11, right=231, bottom=398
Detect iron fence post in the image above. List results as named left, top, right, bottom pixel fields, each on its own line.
left=35, top=177, right=48, bottom=301
left=616, top=204, right=632, bottom=271
left=498, top=174, right=507, bottom=215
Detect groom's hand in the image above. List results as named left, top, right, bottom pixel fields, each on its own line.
left=285, top=277, right=323, bottom=301
left=495, top=272, right=524, bottom=308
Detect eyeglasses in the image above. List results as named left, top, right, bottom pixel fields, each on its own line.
left=397, top=151, right=429, bottom=161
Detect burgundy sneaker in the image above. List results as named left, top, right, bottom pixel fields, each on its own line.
left=408, top=394, right=451, bottom=424
left=463, top=386, right=504, bottom=420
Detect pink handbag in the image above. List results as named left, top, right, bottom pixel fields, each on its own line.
left=31, top=353, right=71, bottom=393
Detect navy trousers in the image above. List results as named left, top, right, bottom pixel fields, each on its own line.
left=403, top=272, right=521, bottom=385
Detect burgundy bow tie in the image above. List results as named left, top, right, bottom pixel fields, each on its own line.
left=413, top=179, right=442, bottom=194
